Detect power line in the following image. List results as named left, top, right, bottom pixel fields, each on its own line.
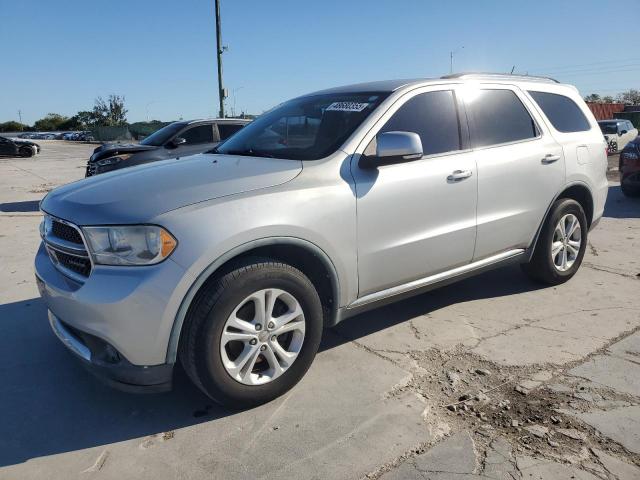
left=526, top=56, right=640, bottom=73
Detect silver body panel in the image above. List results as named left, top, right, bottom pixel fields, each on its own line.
left=35, top=75, right=608, bottom=369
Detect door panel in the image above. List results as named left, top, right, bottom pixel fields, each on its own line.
left=353, top=152, right=478, bottom=296
left=472, top=139, right=564, bottom=259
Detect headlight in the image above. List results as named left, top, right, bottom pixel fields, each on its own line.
left=96, top=154, right=133, bottom=167
left=82, top=225, right=177, bottom=266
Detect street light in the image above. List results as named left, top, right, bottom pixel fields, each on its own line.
left=145, top=101, right=157, bottom=122
left=232, top=87, right=244, bottom=117
left=450, top=46, right=464, bottom=74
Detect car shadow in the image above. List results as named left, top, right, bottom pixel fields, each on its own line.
left=603, top=185, right=640, bottom=219
left=321, top=264, right=544, bottom=350
left=0, top=264, right=542, bottom=468
left=0, top=200, right=40, bottom=213
left=0, top=298, right=230, bottom=467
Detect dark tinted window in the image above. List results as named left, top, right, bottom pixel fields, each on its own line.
left=218, top=123, right=245, bottom=140
left=180, top=125, right=214, bottom=144
left=468, top=89, right=537, bottom=147
left=139, top=122, right=186, bottom=146
left=529, top=91, right=591, bottom=133
left=379, top=90, right=461, bottom=155
left=599, top=122, right=618, bottom=134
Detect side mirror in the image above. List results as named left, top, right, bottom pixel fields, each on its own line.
left=620, top=130, right=628, bottom=135
left=361, top=131, right=423, bottom=169
left=167, top=137, right=187, bottom=148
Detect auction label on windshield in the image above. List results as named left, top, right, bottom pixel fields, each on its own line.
left=326, top=102, right=369, bottom=112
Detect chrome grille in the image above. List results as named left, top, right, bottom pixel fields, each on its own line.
left=42, top=215, right=92, bottom=281
left=52, top=220, right=83, bottom=244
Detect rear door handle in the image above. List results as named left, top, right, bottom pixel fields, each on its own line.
left=541, top=154, right=561, bottom=164
left=447, top=169, right=473, bottom=181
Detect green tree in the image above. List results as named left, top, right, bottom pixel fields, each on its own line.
left=617, top=89, right=640, bottom=105
left=0, top=121, right=29, bottom=132
left=92, top=95, right=128, bottom=126
left=602, top=96, right=615, bottom=103
left=33, top=113, right=69, bottom=131
left=584, top=93, right=601, bottom=103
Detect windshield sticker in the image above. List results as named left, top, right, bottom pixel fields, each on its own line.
left=326, top=102, right=369, bottom=112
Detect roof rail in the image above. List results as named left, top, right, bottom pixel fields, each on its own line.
left=441, top=72, right=560, bottom=84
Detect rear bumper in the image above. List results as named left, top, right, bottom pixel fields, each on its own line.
left=47, top=310, right=173, bottom=392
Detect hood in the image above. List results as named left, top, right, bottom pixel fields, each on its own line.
left=41, top=153, right=302, bottom=225
left=90, top=143, right=158, bottom=162
left=13, top=139, right=38, bottom=146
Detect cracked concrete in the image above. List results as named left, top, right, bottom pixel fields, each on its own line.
left=1, top=143, right=639, bottom=479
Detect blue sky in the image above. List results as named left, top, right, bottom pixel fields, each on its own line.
left=1, top=0, right=639, bottom=124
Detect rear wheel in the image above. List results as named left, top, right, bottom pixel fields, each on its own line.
left=179, top=259, right=323, bottom=408
left=521, top=199, right=587, bottom=285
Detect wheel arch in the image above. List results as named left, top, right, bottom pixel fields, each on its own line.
left=166, top=237, right=340, bottom=363
left=526, top=181, right=594, bottom=261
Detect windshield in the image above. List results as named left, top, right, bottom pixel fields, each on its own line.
left=598, top=122, right=618, bottom=135
left=213, top=92, right=388, bottom=160
left=140, top=122, right=186, bottom=146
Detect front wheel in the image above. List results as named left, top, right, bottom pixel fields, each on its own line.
left=179, top=259, right=323, bottom=408
left=19, top=146, right=34, bottom=157
left=521, top=198, right=588, bottom=285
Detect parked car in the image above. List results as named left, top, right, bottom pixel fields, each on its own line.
left=36, top=74, right=607, bottom=407
left=0, top=135, right=40, bottom=157
left=598, top=119, right=638, bottom=154
left=619, top=135, right=640, bottom=197
left=85, top=118, right=250, bottom=176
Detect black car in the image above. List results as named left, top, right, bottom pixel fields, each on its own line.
left=86, top=118, right=250, bottom=176
left=619, top=135, right=640, bottom=197
left=0, top=136, right=40, bottom=157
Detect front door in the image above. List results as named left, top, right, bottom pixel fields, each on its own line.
left=351, top=88, right=478, bottom=297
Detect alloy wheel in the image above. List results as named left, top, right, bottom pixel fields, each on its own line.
left=220, top=288, right=305, bottom=385
left=551, top=213, right=581, bottom=272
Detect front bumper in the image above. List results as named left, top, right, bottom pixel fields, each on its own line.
left=35, top=241, right=190, bottom=390
left=47, top=310, right=173, bottom=392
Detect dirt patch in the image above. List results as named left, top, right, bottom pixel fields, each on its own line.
left=378, top=344, right=640, bottom=479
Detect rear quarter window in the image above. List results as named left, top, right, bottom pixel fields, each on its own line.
left=528, top=91, right=591, bottom=133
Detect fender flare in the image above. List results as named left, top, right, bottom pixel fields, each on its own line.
left=165, top=236, right=340, bottom=363
left=525, top=180, right=593, bottom=262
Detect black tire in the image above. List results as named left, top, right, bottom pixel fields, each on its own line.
left=621, top=178, right=640, bottom=198
left=179, top=258, right=323, bottom=408
left=20, top=146, right=34, bottom=158
left=521, top=198, right=588, bottom=285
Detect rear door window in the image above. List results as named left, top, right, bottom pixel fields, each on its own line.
left=377, top=90, right=461, bottom=156
left=467, top=89, right=538, bottom=147
left=218, top=123, right=245, bottom=140
left=180, top=125, right=214, bottom=144
left=528, top=91, right=591, bottom=133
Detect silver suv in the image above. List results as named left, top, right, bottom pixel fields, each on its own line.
left=36, top=74, right=608, bottom=407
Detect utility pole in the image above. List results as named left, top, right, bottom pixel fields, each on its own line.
left=18, top=110, right=22, bottom=124
left=215, top=0, right=225, bottom=118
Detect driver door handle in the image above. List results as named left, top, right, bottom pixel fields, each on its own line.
left=447, top=169, right=473, bottom=181
left=541, top=154, right=561, bottom=164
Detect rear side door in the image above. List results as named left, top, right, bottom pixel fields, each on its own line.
left=172, top=124, right=217, bottom=158
left=351, top=86, right=478, bottom=296
left=462, top=85, right=565, bottom=260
